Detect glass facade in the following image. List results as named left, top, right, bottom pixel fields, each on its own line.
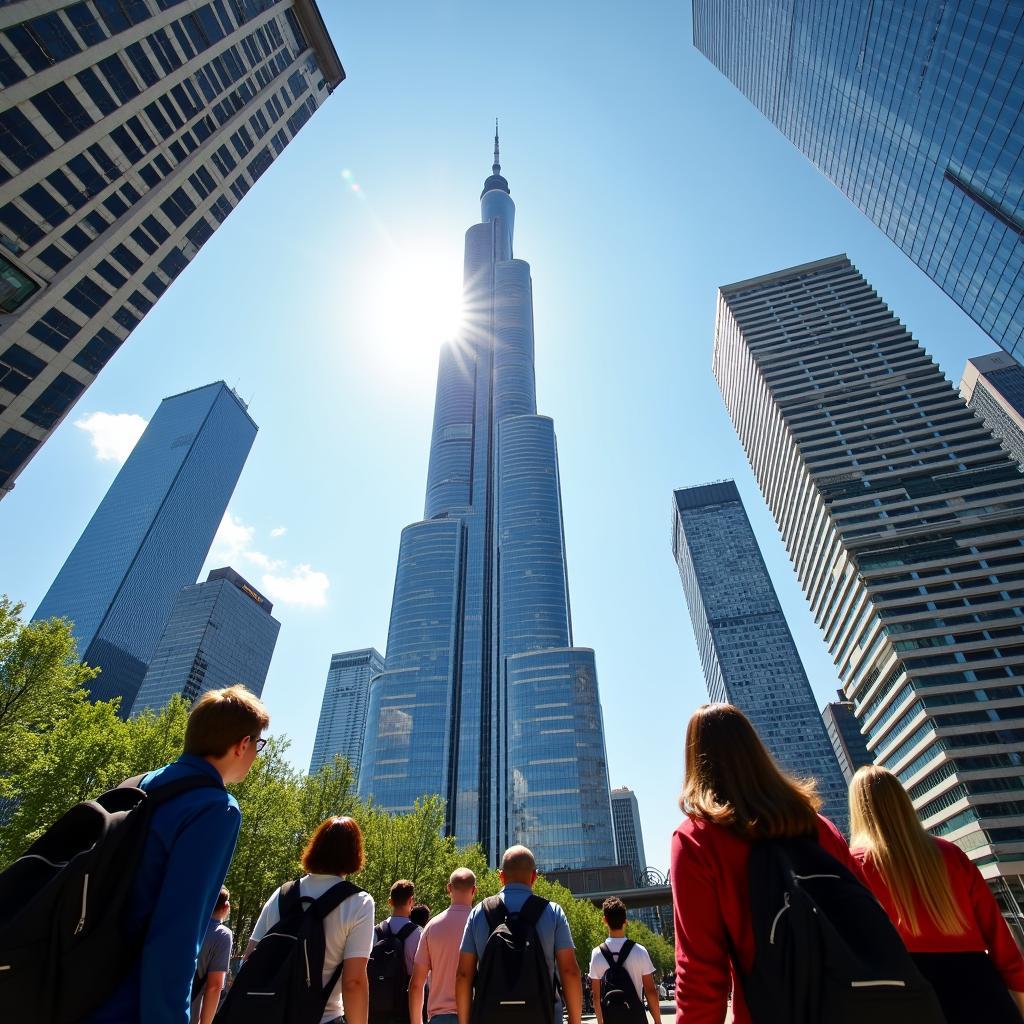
left=693, top=2, right=1024, bottom=364
left=611, top=786, right=660, bottom=933
left=359, top=142, right=616, bottom=870
left=0, top=1, right=342, bottom=496
left=673, top=480, right=850, bottom=831
left=33, top=381, right=256, bottom=713
left=713, top=254, right=1024, bottom=887
left=822, top=696, right=874, bottom=785
left=309, top=648, right=383, bottom=777
left=131, top=565, right=279, bottom=716
left=961, top=352, right=1024, bottom=468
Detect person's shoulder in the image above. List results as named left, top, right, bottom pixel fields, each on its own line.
left=816, top=814, right=850, bottom=852
left=674, top=813, right=731, bottom=852
left=215, top=922, right=233, bottom=939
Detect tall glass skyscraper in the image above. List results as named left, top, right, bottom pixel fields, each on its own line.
left=34, top=381, right=256, bottom=713
left=961, top=352, right=1024, bottom=468
left=822, top=694, right=874, bottom=785
left=0, top=0, right=341, bottom=495
left=672, top=479, right=849, bottom=830
left=131, top=566, right=279, bottom=716
left=693, top=2, right=1024, bottom=364
left=359, top=136, right=617, bottom=871
left=714, top=254, right=1024, bottom=906
left=309, top=647, right=383, bottom=777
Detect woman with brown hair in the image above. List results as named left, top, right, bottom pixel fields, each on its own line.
left=669, top=703, right=855, bottom=1024
left=849, top=765, right=1024, bottom=1023
left=246, top=817, right=375, bottom=1024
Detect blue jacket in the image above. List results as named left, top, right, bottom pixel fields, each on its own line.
left=86, top=754, right=242, bottom=1024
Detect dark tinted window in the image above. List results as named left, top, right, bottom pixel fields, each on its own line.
left=0, top=202, right=45, bottom=246
left=94, top=258, right=126, bottom=289
left=77, top=67, right=119, bottom=116
left=0, top=429, right=40, bottom=486
left=33, top=82, right=93, bottom=142
left=98, top=54, right=140, bottom=103
left=66, top=3, right=107, bottom=46
left=38, top=245, right=71, bottom=273
left=27, top=308, right=82, bottom=351
left=66, top=153, right=105, bottom=197
left=47, top=169, right=89, bottom=210
left=21, top=184, right=69, bottom=228
left=6, top=14, right=81, bottom=72
left=125, top=42, right=159, bottom=86
left=159, top=248, right=189, bottom=279
left=0, top=254, right=40, bottom=312
left=23, top=372, right=86, bottom=429
left=0, top=107, right=52, bottom=170
left=65, top=276, right=110, bottom=317
left=0, top=344, right=45, bottom=395
left=62, top=225, right=91, bottom=253
left=148, top=28, right=182, bottom=73
left=74, top=327, right=123, bottom=373
left=110, top=243, right=142, bottom=274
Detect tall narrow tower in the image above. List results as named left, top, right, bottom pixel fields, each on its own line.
left=360, top=134, right=616, bottom=872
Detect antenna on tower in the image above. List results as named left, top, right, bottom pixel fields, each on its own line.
left=493, top=118, right=500, bottom=175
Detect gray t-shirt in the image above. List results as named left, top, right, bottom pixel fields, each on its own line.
left=190, top=919, right=232, bottom=1022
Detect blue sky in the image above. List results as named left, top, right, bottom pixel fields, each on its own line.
left=2, top=2, right=997, bottom=872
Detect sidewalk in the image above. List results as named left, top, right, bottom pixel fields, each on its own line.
left=583, top=1003, right=676, bottom=1021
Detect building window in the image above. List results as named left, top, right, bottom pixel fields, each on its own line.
left=6, top=13, right=82, bottom=73
left=77, top=67, right=119, bottom=116
left=0, top=107, right=52, bottom=171
left=0, top=255, right=40, bottom=314
left=65, top=276, right=110, bottom=317
left=0, top=428, right=40, bottom=486
left=65, top=3, right=107, bottom=47
left=0, top=344, right=45, bottom=394
left=0, top=202, right=45, bottom=247
left=74, top=327, right=124, bottom=374
left=32, top=82, right=93, bottom=143
left=23, top=372, right=85, bottom=429
left=27, top=308, right=81, bottom=351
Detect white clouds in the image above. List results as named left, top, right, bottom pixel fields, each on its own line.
left=261, top=564, right=329, bottom=608
left=208, top=512, right=328, bottom=609
left=74, top=412, right=147, bottom=463
left=270, top=526, right=287, bottom=538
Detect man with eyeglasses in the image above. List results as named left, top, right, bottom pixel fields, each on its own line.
left=86, top=685, right=270, bottom=1024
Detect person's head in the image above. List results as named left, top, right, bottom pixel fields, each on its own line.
left=214, top=886, right=230, bottom=922
left=499, top=845, right=538, bottom=887
left=389, top=879, right=415, bottom=916
left=849, top=765, right=967, bottom=936
left=409, top=904, right=431, bottom=928
left=301, top=816, right=365, bottom=877
left=184, top=685, right=270, bottom=784
left=602, top=896, right=627, bottom=935
left=447, top=867, right=477, bottom=906
left=681, top=703, right=821, bottom=839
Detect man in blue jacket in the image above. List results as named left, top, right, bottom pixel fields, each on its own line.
left=87, top=684, right=269, bottom=1024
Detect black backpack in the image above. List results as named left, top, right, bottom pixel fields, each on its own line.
left=731, top=837, right=946, bottom=1024
left=0, top=771, right=220, bottom=1024
left=368, top=918, right=418, bottom=1022
left=598, top=940, right=647, bottom=1024
left=216, top=878, right=362, bottom=1024
left=471, top=894, right=554, bottom=1024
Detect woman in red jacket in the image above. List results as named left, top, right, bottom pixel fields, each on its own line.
left=849, top=764, right=1024, bottom=1023
left=669, top=703, right=855, bottom=1024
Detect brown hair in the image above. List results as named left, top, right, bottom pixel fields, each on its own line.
left=215, top=886, right=230, bottom=912
left=602, top=896, right=627, bottom=929
left=680, top=703, right=821, bottom=839
left=390, top=879, right=415, bottom=906
left=849, top=766, right=968, bottom=936
left=183, top=685, right=270, bottom=757
left=301, top=817, right=364, bottom=875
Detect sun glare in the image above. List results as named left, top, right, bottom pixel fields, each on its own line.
left=367, top=245, right=465, bottom=366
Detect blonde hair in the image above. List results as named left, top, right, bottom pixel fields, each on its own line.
left=681, top=704, right=821, bottom=839
left=849, top=765, right=968, bottom=936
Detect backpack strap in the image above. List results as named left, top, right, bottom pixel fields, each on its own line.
left=600, top=942, right=616, bottom=969
left=121, top=772, right=223, bottom=807
left=278, top=878, right=303, bottom=918
left=618, top=938, right=636, bottom=963
left=313, top=879, right=361, bottom=919
left=394, top=921, right=418, bottom=943
left=481, top=894, right=507, bottom=933
left=517, top=894, right=549, bottom=928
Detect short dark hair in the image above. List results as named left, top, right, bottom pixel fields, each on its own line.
left=390, top=879, right=415, bottom=906
left=215, top=886, right=230, bottom=912
left=183, top=685, right=270, bottom=757
left=602, top=896, right=627, bottom=929
left=410, top=904, right=431, bottom=928
left=301, top=817, right=364, bottom=875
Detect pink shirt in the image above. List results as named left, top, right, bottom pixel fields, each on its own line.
left=413, top=902, right=473, bottom=1017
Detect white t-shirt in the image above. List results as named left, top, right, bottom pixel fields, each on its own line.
left=589, top=937, right=655, bottom=1004
left=250, top=874, right=375, bottom=1024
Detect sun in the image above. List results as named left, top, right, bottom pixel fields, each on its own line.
left=366, top=244, right=465, bottom=365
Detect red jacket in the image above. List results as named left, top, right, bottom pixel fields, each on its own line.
left=670, top=813, right=854, bottom=1024
left=851, top=838, right=1024, bottom=991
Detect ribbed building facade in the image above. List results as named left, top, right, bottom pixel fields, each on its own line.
left=693, top=1, right=1024, bottom=364
left=673, top=479, right=849, bottom=830
left=0, top=0, right=341, bottom=495
left=309, top=647, right=383, bottom=777
left=131, top=566, right=279, bottom=716
left=961, top=352, right=1024, bottom=468
left=34, top=380, right=256, bottom=713
left=359, top=138, right=616, bottom=871
left=714, top=254, right=1024, bottom=905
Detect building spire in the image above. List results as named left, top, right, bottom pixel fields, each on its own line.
left=493, top=118, right=500, bottom=175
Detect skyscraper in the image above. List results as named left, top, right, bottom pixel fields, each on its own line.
left=34, top=381, right=256, bottom=713
left=961, top=353, right=1024, bottom=468
left=692, top=2, right=1024, bottom=364
left=822, top=694, right=874, bottom=785
left=131, top=566, right=279, bottom=716
left=672, top=479, right=849, bottom=829
left=309, top=647, right=383, bottom=777
left=359, top=134, right=617, bottom=872
left=0, top=1, right=342, bottom=495
left=714, top=254, right=1024, bottom=903
left=610, top=786, right=660, bottom=933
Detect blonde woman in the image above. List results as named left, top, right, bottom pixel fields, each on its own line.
left=849, top=765, right=1024, bottom=1023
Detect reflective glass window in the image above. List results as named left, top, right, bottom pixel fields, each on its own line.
left=23, top=372, right=85, bottom=429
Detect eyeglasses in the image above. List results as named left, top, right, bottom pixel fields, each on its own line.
left=249, top=735, right=267, bottom=753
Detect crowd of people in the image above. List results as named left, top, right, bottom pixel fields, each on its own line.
left=4, top=684, right=1024, bottom=1023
